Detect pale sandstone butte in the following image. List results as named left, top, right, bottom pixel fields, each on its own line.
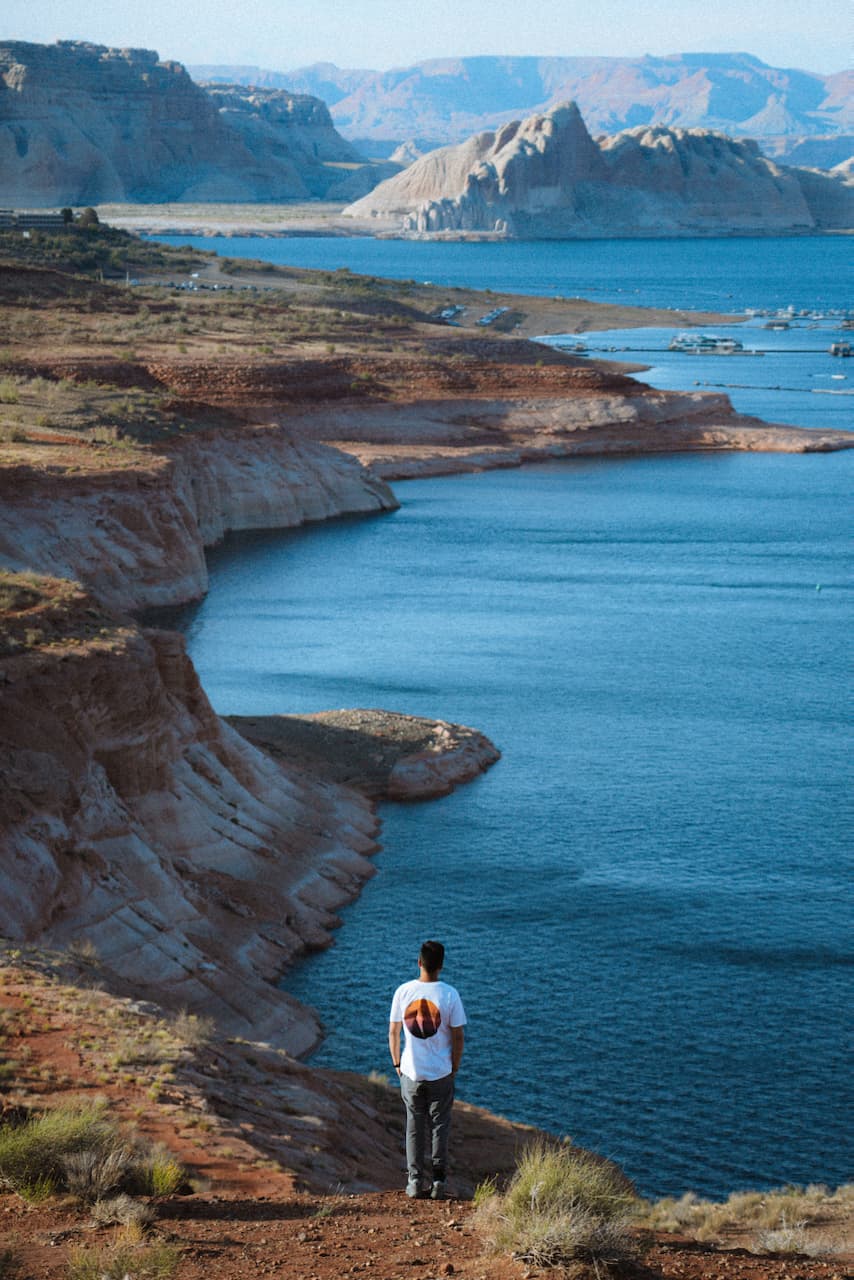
left=345, top=101, right=854, bottom=236
left=0, top=40, right=367, bottom=205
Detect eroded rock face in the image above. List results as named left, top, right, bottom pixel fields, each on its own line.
left=345, top=101, right=854, bottom=236
left=0, top=430, right=397, bottom=611
left=0, top=610, right=379, bottom=1053
left=0, top=41, right=363, bottom=204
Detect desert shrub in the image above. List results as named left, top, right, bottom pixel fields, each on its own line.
left=0, top=1102, right=118, bottom=1196
left=62, top=1146, right=134, bottom=1202
left=168, top=1010, right=213, bottom=1047
left=144, top=1155, right=184, bottom=1198
left=67, top=938, right=99, bottom=966
left=91, top=1194, right=155, bottom=1228
left=0, top=1103, right=185, bottom=1205
left=66, top=1241, right=180, bottom=1280
left=16, top=1173, right=56, bottom=1204
left=641, top=1182, right=854, bottom=1245
left=472, top=1174, right=498, bottom=1208
left=753, top=1214, right=810, bottom=1255
left=0, top=1247, right=17, bottom=1278
left=475, top=1141, right=639, bottom=1268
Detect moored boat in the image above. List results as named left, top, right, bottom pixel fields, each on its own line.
left=669, top=333, right=745, bottom=354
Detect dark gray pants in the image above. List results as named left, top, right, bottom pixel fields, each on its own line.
left=400, top=1072, right=455, bottom=1185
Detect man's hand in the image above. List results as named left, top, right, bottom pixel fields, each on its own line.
left=388, top=1020, right=403, bottom=1075
left=451, top=1025, right=465, bottom=1075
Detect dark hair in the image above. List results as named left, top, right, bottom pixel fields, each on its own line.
left=419, top=940, right=445, bottom=973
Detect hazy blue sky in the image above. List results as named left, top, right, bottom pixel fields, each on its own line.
left=2, top=0, right=850, bottom=74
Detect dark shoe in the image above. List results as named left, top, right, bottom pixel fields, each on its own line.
left=430, top=1180, right=446, bottom=1200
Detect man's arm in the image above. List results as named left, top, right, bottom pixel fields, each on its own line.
left=451, top=1025, right=465, bottom=1075
left=389, top=1021, right=403, bottom=1076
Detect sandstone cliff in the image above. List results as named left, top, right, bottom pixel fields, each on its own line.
left=0, top=582, right=379, bottom=1053
left=0, top=41, right=368, bottom=205
left=0, top=429, right=396, bottom=611
left=0, top=426, right=398, bottom=1050
left=345, top=102, right=854, bottom=237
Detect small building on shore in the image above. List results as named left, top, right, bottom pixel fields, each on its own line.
left=0, top=208, right=69, bottom=229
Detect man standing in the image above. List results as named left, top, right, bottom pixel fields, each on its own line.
left=389, top=940, right=466, bottom=1200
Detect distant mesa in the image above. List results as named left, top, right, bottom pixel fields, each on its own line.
left=0, top=40, right=393, bottom=206
left=343, top=101, right=854, bottom=238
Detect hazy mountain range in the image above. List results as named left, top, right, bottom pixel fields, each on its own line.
left=2, top=41, right=850, bottom=215
left=190, top=53, right=854, bottom=167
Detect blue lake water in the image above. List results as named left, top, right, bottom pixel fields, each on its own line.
left=154, top=232, right=850, bottom=314
left=174, top=453, right=854, bottom=1201
left=159, top=235, right=854, bottom=1199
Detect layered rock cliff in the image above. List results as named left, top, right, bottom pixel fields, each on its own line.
left=345, top=101, right=854, bottom=237
left=0, top=41, right=368, bottom=204
left=0, top=582, right=379, bottom=1054
left=0, top=424, right=400, bottom=1049
left=0, top=429, right=396, bottom=611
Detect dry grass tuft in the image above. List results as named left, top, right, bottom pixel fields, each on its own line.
left=90, top=1193, right=156, bottom=1228
left=66, top=1241, right=181, bottom=1280
left=640, top=1182, right=854, bottom=1256
left=475, top=1140, right=639, bottom=1269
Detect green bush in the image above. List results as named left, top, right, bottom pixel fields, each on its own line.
left=0, top=1103, right=118, bottom=1196
left=145, top=1155, right=184, bottom=1197
left=0, top=1103, right=185, bottom=1205
left=476, top=1140, right=639, bottom=1269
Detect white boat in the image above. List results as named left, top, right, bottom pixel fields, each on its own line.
left=669, top=333, right=745, bottom=354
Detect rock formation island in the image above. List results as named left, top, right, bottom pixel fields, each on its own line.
left=345, top=101, right=854, bottom=237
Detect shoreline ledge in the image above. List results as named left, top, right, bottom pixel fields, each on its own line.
left=228, top=709, right=501, bottom=801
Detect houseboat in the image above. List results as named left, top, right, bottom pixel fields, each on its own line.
left=668, top=334, right=745, bottom=354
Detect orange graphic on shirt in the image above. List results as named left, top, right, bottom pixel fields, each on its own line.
left=404, top=998, right=442, bottom=1040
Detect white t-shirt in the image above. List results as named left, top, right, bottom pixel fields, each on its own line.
left=389, top=978, right=467, bottom=1081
